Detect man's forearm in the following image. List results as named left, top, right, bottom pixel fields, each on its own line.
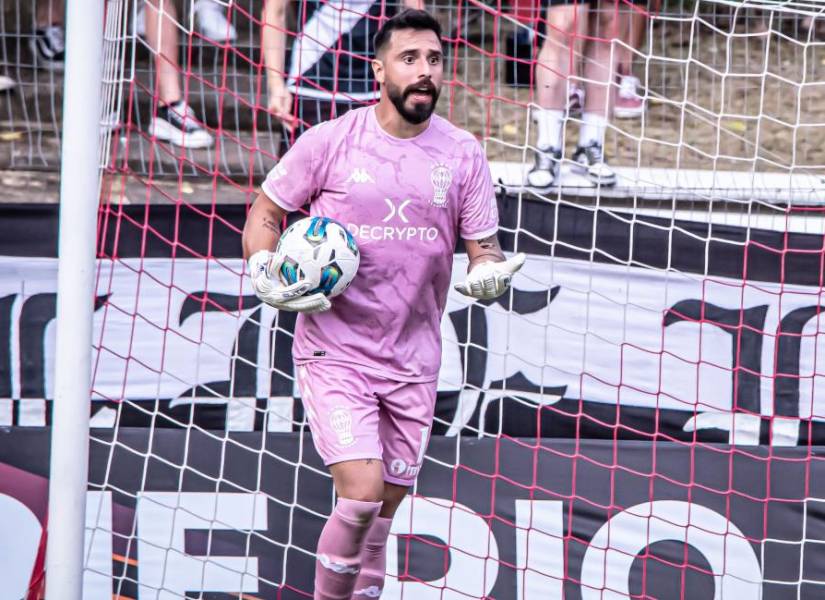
left=466, top=233, right=506, bottom=271
left=242, top=192, right=286, bottom=260
left=262, top=0, right=288, bottom=90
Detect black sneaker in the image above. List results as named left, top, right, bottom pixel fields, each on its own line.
left=29, top=26, right=65, bottom=70
left=526, top=146, right=562, bottom=190
left=573, top=142, right=617, bottom=186
left=149, top=100, right=214, bottom=149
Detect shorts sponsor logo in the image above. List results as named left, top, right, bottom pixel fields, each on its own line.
left=389, top=458, right=420, bottom=478
left=329, top=406, right=355, bottom=447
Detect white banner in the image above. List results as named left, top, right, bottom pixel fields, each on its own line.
left=1, top=255, right=824, bottom=442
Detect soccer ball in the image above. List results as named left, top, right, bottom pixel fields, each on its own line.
left=274, top=216, right=360, bottom=298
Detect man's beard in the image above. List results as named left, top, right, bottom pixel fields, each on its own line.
left=387, top=79, right=440, bottom=125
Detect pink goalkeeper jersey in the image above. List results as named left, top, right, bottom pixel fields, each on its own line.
left=262, top=106, right=499, bottom=381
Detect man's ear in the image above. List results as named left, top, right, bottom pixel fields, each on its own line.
left=371, top=58, right=385, bottom=84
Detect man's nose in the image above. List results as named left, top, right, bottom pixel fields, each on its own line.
left=417, top=59, right=433, bottom=79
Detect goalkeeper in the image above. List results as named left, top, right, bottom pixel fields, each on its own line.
left=242, top=9, right=525, bottom=599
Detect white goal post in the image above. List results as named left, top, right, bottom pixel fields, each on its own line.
left=45, top=1, right=105, bottom=599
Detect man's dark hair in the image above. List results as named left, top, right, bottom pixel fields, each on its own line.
left=373, top=9, right=442, bottom=56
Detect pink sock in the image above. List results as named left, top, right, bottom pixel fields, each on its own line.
left=314, top=498, right=382, bottom=600
left=352, top=516, right=393, bottom=598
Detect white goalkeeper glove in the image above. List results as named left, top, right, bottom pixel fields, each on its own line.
left=454, top=253, right=526, bottom=300
left=247, top=249, right=331, bottom=313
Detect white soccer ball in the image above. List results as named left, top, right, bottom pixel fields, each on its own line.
left=274, top=216, right=360, bottom=298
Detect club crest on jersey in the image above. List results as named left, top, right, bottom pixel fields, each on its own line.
left=430, top=164, right=452, bottom=207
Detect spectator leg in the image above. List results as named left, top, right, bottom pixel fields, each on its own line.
left=143, top=0, right=183, bottom=106
left=581, top=1, right=617, bottom=146
left=534, top=2, right=589, bottom=150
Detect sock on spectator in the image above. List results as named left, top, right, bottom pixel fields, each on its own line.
left=534, top=108, right=565, bottom=150
left=580, top=112, right=607, bottom=148
left=314, top=498, right=382, bottom=600
left=352, top=516, right=393, bottom=598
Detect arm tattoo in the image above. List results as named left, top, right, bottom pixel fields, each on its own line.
left=467, top=234, right=505, bottom=270
left=261, top=216, right=280, bottom=234
left=477, top=234, right=498, bottom=251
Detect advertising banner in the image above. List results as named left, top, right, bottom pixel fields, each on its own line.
left=0, top=430, right=823, bottom=598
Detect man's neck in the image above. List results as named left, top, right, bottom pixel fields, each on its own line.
left=374, top=98, right=430, bottom=139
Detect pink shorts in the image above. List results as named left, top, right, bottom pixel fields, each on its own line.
left=295, top=361, right=437, bottom=486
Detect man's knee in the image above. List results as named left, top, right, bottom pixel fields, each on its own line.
left=339, top=485, right=384, bottom=503
left=331, top=460, right=385, bottom=503
left=379, top=483, right=410, bottom=518
left=546, top=5, right=586, bottom=37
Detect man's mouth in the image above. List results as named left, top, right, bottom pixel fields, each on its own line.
left=406, top=85, right=435, bottom=102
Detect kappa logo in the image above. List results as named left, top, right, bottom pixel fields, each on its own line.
left=345, top=167, right=375, bottom=184
left=268, top=163, right=287, bottom=182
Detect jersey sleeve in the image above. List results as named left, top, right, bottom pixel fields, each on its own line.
left=261, top=124, right=327, bottom=212
left=459, top=141, right=499, bottom=240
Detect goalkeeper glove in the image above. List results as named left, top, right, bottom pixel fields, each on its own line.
left=454, top=253, right=526, bottom=300
left=247, top=249, right=331, bottom=313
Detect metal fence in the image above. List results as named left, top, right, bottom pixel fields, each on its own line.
left=0, top=0, right=823, bottom=181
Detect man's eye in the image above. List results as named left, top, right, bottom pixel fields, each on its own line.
left=403, top=55, right=415, bottom=64
left=429, top=56, right=441, bottom=65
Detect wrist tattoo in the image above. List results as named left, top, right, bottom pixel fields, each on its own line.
left=477, top=235, right=498, bottom=251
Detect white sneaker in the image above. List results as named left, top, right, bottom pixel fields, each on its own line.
left=0, top=75, right=16, bottom=92
left=149, top=100, right=214, bottom=148
left=573, top=142, right=617, bottom=187
left=526, top=146, right=562, bottom=190
left=194, top=0, right=237, bottom=42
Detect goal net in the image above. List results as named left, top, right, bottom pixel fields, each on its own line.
left=36, top=0, right=825, bottom=597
